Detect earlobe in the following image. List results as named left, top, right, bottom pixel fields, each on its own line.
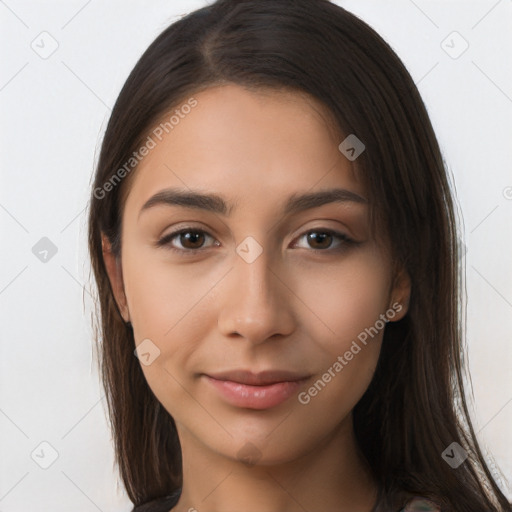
left=101, top=233, right=130, bottom=323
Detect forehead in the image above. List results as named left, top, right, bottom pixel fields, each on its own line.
left=121, top=83, right=364, bottom=218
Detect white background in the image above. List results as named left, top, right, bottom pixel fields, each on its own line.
left=1, top=1, right=511, bottom=510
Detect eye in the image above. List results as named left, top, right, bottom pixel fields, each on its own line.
left=292, top=229, right=355, bottom=252
left=156, top=228, right=218, bottom=253
left=157, top=226, right=356, bottom=255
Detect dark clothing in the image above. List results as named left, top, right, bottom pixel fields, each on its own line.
left=130, top=489, right=180, bottom=512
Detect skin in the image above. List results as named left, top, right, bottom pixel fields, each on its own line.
left=103, top=84, right=411, bottom=512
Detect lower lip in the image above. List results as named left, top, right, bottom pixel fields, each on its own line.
left=204, top=375, right=307, bottom=410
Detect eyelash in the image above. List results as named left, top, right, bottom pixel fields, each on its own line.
left=156, top=226, right=357, bottom=256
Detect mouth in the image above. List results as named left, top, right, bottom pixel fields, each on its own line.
left=202, top=369, right=311, bottom=410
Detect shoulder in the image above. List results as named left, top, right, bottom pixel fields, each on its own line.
left=400, top=496, right=441, bottom=511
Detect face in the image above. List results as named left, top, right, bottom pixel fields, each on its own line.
left=103, top=83, right=410, bottom=466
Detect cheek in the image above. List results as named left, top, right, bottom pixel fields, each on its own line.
left=122, top=252, right=218, bottom=411
left=292, top=251, right=392, bottom=350
left=121, top=248, right=224, bottom=406
left=290, top=253, right=390, bottom=404
left=291, top=258, right=390, bottom=421
left=122, top=246, right=221, bottom=342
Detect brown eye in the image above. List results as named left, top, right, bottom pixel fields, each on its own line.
left=306, top=231, right=333, bottom=249
left=157, top=228, right=217, bottom=253
left=178, top=231, right=206, bottom=249
left=293, top=229, right=355, bottom=252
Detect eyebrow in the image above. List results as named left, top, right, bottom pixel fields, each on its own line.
left=138, top=187, right=367, bottom=220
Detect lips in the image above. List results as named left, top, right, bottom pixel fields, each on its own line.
left=203, top=369, right=311, bottom=409
left=204, top=369, right=310, bottom=386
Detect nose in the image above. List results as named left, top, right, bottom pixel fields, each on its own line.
left=216, top=243, right=296, bottom=345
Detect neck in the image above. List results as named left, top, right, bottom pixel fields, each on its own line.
left=173, top=415, right=379, bottom=512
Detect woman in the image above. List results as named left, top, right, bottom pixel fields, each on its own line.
left=87, top=1, right=511, bottom=510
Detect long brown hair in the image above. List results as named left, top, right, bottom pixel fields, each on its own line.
left=87, top=0, right=511, bottom=510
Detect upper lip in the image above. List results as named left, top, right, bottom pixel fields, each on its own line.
left=205, top=369, right=310, bottom=386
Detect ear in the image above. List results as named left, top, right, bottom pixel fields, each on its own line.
left=388, top=266, right=411, bottom=322
left=101, top=233, right=130, bottom=323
